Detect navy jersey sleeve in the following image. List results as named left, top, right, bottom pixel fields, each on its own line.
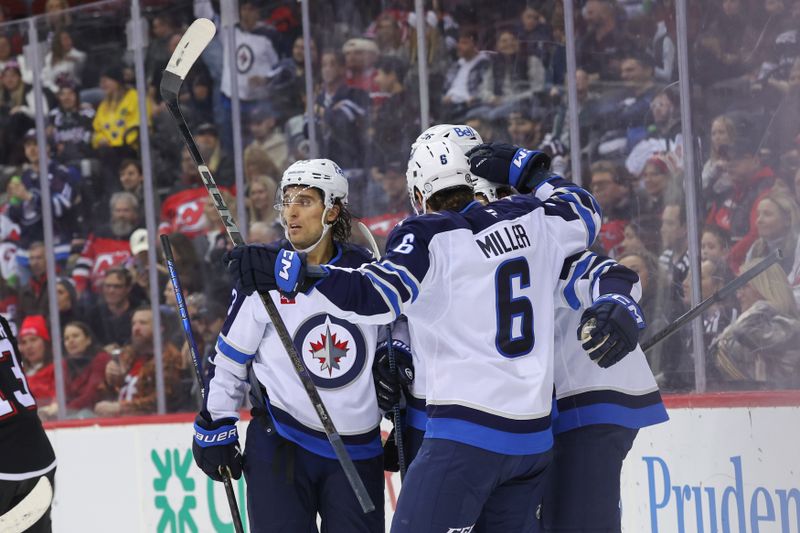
left=533, top=176, right=602, bottom=251
left=312, top=219, right=432, bottom=325
left=557, top=251, right=642, bottom=311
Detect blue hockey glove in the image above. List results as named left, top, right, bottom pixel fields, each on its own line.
left=192, top=413, right=242, bottom=482
left=224, top=245, right=325, bottom=297
left=578, top=294, right=646, bottom=368
left=466, top=142, right=552, bottom=194
left=373, top=339, right=414, bottom=412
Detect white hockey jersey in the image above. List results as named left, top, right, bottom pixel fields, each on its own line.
left=194, top=0, right=279, bottom=102
left=553, top=251, right=669, bottom=434
left=311, top=177, right=602, bottom=455
left=206, top=243, right=384, bottom=460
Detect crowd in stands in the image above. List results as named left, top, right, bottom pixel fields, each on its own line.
left=0, top=0, right=798, bottom=419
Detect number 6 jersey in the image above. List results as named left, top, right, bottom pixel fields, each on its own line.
left=310, top=178, right=601, bottom=455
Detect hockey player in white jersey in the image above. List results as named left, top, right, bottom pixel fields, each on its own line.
left=225, top=139, right=605, bottom=532
left=192, top=159, right=407, bottom=532
left=465, top=139, right=668, bottom=532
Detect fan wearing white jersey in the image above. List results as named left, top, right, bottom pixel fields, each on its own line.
left=225, top=139, right=605, bottom=532
left=191, top=159, right=395, bottom=533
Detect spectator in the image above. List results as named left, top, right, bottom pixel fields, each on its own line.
left=126, top=227, right=167, bottom=303
left=479, top=29, right=546, bottom=111
left=576, top=0, right=635, bottom=81
left=0, top=62, right=46, bottom=164
left=248, top=220, right=281, bottom=245
left=41, top=30, right=86, bottom=94
left=41, top=321, right=112, bottom=419
left=342, top=37, right=381, bottom=100
left=711, top=261, right=800, bottom=389
left=94, top=306, right=186, bottom=416
left=267, top=36, right=317, bottom=122
left=639, top=153, right=679, bottom=215
left=72, top=192, right=142, bottom=295
left=7, top=130, right=76, bottom=275
left=368, top=159, right=411, bottom=220
left=92, top=64, right=147, bottom=151
left=764, top=58, right=800, bottom=158
left=706, top=129, right=776, bottom=270
left=118, top=159, right=144, bottom=206
left=144, top=11, right=179, bottom=96
left=244, top=106, right=288, bottom=176
left=159, top=147, right=218, bottom=238
left=589, top=160, right=642, bottom=256
left=626, top=90, right=683, bottom=177
left=615, top=53, right=661, bottom=152
left=17, top=242, right=48, bottom=323
left=47, top=76, right=95, bottom=163
left=56, top=277, right=84, bottom=327
left=314, top=50, right=370, bottom=169
left=659, top=197, right=691, bottom=298
left=372, top=12, right=409, bottom=60
left=371, top=55, right=418, bottom=168
left=246, top=175, right=278, bottom=224
left=440, top=27, right=490, bottom=122
left=701, top=114, right=736, bottom=193
left=18, top=315, right=55, bottom=405
left=701, top=224, right=732, bottom=263
left=649, top=2, right=677, bottom=83
left=694, top=0, right=758, bottom=86
left=194, top=122, right=235, bottom=187
left=682, top=258, right=738, bottom=386
left=517, top=5, right=553, bottom=64
left=194, top=190, right=236, bottom=265
left=506, top=103, right=547, bottom=150
left=745, top=192, right=800, bottom=273
left=162, top=232, right=203, bottom=296
left=244, top=146, right=281, bottom=185
left=86, top=267, right=137, bottom=348
left=620, top=215, right=661, bottom=256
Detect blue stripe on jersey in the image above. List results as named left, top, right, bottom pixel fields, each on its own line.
left=558, top=192, right=597, bottom=248
left=552, top=403, right=669, bottom=434
left=364, top=264, right=412, bottom=303
left=424, top=417, right=553, bottom=455
left=216, top=336, right=256, bottom=364
left=564, top=185, right=602, bottom=217
left=266, top=403, right=382, bottom=460
left=407, top=405, right=427, bottom=431
left=220, top=287, right=248, bottom=336
left=364, top=272, right=401, bottom=317
left=563, top=254, right=594, bottom=310
left=379, top=262, right=420, bottom=302
left=428, top=403, right=552, bottom=433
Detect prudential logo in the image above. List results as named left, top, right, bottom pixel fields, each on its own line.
left=151, top=448, right=247, bottom=533
left=644, top=455, right=800, bottom=533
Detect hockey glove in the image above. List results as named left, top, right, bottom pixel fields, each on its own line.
left=373, top=339, right=414, bottom=412
left=466, top=142, right=552, bottom=194
left=578, top=294, right=646, bottom=368
left=192, top=413, right=243, bottom=482
left=224, top=245, right=325, bottom=297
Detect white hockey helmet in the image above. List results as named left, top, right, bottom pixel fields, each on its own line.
left=279, top=158, right=348, bottom=208
left=406, top=139, right=473, bottom=214
left=411, top=124, right=483, bottom=154
left=277, top=158, right=348, bottom=252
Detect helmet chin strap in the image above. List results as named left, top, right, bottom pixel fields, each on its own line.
left=285, top=207, right=332, bottom=254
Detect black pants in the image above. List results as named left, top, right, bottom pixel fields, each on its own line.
left=0, top=468, right=56, bottom=533
left=542, top=425, right=638, bottom=532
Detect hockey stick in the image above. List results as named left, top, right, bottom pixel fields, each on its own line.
left=0, top=475, right=53, bottom=533
left=160, top=19, right=374, bottom=514
left=161, top=234, right=244, bottom=533
left=642, top=248, right=782, bottom=352
left=357, top=222, right=407, bottom=479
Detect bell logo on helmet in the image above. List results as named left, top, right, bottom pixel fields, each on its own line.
left=453, top=126, right=474, bottom=137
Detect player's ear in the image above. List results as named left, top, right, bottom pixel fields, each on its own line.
left=325, top=203, right=340, bottom=224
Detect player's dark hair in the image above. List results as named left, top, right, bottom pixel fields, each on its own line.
left=331, top=199, right=352, bottom=243
left=427, top=186, right=474, bottom=212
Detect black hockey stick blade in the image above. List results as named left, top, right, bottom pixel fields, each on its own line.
left=159, top=19, right=374, bottom=514
left=642, top=249, right=782, bottom=352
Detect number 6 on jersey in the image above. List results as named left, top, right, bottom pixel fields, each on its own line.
left=494, top=257, right=535, bottom=358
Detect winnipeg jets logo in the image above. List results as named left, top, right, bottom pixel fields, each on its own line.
left=309, top=320, right=349, bottom=376
left=294, top=314, right=367, bottom=389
